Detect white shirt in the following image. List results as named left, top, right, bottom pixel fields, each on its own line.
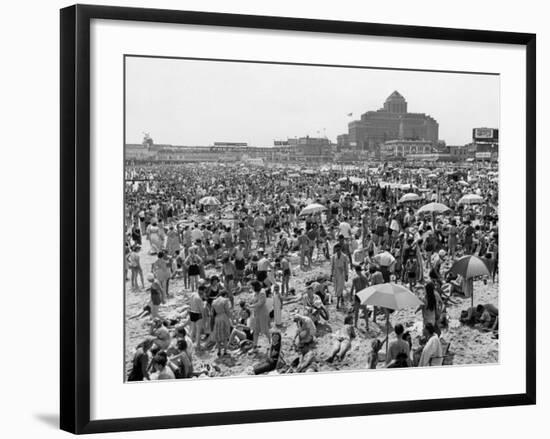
left=419, top=334, right=443, bottom=367
left=191, top=228, right=203, bottom=242
left=339, top=222, right=352, bottom=238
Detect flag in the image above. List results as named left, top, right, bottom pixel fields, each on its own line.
left=347, top=112, right=353, bottom=117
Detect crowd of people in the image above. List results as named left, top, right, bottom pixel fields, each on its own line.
left=125, top=161, right=499, bottom=381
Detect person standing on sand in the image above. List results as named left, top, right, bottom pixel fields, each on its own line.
left=272, top=284, right=283, bottom=326
left=350, top=265, right=369, bottom=329
left=165, top=224, right=180, bottom=257
left=331, top=243, right=349, bottom=310
left=250, top=281, right=271, bottom=351
left=152, top=251, right=171, bottom=302
left=212, top=291, right=232, bottom=356
left=416, top=282, right=443, bottom=335
left=127, top=244, right=144, bottom=291
left=418, top=322, right=443, bottom=367
left=146, top=273, right=163, bottom=319
left=188, top=287, right=204, bottom=350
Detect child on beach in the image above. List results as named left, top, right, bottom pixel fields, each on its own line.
left=280, top=255, right=291, bottom=296
left=367, top=337, right=387, bottom=369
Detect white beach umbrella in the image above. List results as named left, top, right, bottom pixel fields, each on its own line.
left=398, top=193, right=421, bottom=203
left=416, top=202, right=451, bottom=215
left=299, top=203, right=327, bottom=216
left=357, top=283, right=422, bottom=349
left=357, top=283, right=422, bottom=310
left=458, top=194, right=484, bottom=205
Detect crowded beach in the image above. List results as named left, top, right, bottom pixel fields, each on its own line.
left=124, top=162, right=499, bottom=381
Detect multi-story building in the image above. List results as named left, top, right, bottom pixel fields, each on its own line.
left=471, top=127, right=499, bottom=161
left=380, top=139, right=434, bottom=160
left=340, top=91, right=439, bottom=152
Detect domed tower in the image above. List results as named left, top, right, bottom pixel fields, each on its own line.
left=383, top=91, right=407, bottom=114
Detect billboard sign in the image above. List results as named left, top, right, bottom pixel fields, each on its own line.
left=475, top=152, right=492, bottom=159
left=473, top=128, right=499, bottom=142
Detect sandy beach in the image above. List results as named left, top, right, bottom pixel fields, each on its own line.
left=125, top=235, right=498, bottom=378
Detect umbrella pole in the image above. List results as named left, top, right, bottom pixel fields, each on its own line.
left=385, top=309, right=390, bottom=352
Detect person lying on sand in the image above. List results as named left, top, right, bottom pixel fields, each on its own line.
left=128, top=304, right=151, bottom=320
left=326, top=315, right=356, bottom=363
left=460, top=303, right=498, bottom=329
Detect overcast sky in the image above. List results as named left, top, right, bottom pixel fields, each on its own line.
left=125, top=56, right=499, bottom=147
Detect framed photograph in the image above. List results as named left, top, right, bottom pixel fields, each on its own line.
left=60, top=4, right=536, bottom=434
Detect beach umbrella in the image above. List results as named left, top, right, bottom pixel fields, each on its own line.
left=457, top=180, right=469, bottom=186
left=299, top=203, right=327, bottom=216
left=357, top=283, right=422, bottom=350
left=416, top=202, right=450, bottom=215
left=401, top=183, right=418, bottom=190
left=449, top=255, right=490, bottom=279
left=198, top=196, right=220, bottom=206
left=357, top=283, right=422, bottom=310
left=398, top=193, right=421, bottom=203
left=427, top=173, right=438, bottom=178
left=458, top=194, right=484, bottom=205
left=449, top=255, right=490, bottom=307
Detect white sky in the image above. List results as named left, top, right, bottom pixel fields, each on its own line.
left=125, top=56, right=499, bottom=146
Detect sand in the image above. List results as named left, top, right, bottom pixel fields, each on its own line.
left=124, top=232, right=498, bottom=379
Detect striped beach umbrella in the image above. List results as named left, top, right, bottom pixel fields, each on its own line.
left=449, top=255, right=490, bottom=279
left=449, top=255, right=491, bottom=307
left=198, top=196, right=221, bottom=206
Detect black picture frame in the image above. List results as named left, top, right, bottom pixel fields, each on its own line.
left=60, top=4, right=536, bottom=434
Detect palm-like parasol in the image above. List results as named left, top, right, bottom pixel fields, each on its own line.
left=458, top=194, right=484, bottom=205
left=299, top=203, right=327, bottom=216
left=198, top=196, right=221, bottom=206
left=398, top=193, right=421, bottom=203
left=416, top=202, right=450, bottom=215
